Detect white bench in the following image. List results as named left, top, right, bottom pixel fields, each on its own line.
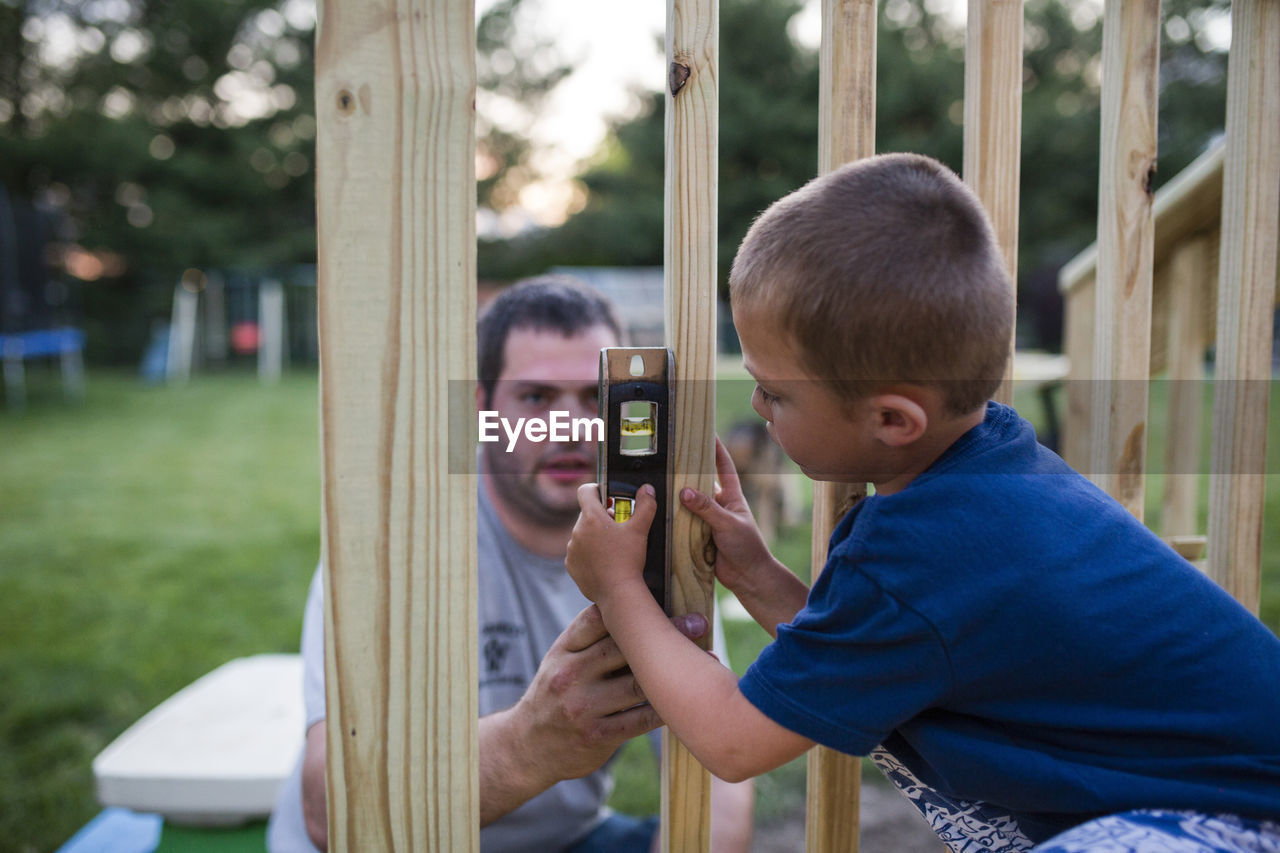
left=92, top=654, right=304, bottom=827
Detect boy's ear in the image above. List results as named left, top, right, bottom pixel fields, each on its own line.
left=867, top=393, right=929, bottom=446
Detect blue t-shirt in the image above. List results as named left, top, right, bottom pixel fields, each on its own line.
left=740, top=402, right=1280, bottom=843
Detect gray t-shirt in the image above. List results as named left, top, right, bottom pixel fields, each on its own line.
left=267, top=483, right=724, bottom=852
left=474, top=479, right=614, bottom=851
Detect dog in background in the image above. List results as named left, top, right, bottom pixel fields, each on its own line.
left=722, top=419, right=801, bottom=543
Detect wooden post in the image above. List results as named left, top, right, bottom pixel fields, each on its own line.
left=1060, top=273, right=1095, bottom=473
left=1161, top=237, right=1209, bottom=537
left=259, top=278, right=285, bottom=384
left=166, top=282, right=198, bottom=383
left=204, top=273, right=228, bottom=365
left=805, top=1, right=876, bottom=850
left=315, top=0, right=478, bottom=848
left=817, top=0, right=876, bottom=172
left=1207, top=0, right=1279, bottom=613
left=803, top=494, right=864, bottom=853
left=662, top=0, right=718, bottom=849
left=1088, top=0, right=1161, bottom=518
left=963, top=0, right=1022, bottom=405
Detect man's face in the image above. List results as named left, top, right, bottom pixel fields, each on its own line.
left=480, top=324, right=619, bottom=528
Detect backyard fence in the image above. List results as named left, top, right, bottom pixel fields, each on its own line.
left=313, top=0, right=1278, bottom=850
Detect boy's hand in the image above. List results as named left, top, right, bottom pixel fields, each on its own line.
left=679, top=436, right=774, bottom=594
left=567, top=482, right=657, bottom=605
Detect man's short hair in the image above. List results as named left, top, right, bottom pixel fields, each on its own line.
left=729, top=153, right=1014, bottom=415
left=478, top=275, right=622, bottom=405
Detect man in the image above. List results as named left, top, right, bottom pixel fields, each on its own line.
left=267, top=276, right=754, bottom=852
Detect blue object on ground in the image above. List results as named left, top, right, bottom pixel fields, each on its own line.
left=57, top=808, right=162, bottom=853
left=0, top=327, right=85, bottom=357
left=139, top=324, right=170, bottom=384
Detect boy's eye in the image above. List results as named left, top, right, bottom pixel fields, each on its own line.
left=754, top=385, right=779, bottom=405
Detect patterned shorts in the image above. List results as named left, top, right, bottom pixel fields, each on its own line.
left=871, top=747, right=1280, bottom=853
left=1033, top=810, right=1280, bottom=853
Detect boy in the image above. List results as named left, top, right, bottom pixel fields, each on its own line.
left=566, top=154, right=1280, bottom=851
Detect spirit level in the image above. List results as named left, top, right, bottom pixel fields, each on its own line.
left=598, top=347, right=674, bottom=611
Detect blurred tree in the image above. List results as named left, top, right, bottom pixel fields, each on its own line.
left=481, top=0, right=1231, bottom=352
left=475, top=0, right=573, bottom=219
left=0, top=0, right=319, bottom=361
left=0, top=0, right=568, bottom=363
left=479, top=0, right=820, bottom=284
left=1017, top=0, right=1228, bottom=347
left=0, top=0, right=1231, bottom=361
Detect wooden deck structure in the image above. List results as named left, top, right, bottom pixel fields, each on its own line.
left=313, top=0, right=1278, bottom=847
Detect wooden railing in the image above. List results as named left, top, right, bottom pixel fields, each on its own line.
left=313, top=0, right=1278, bottom=849
left=1059, top=56, right=1279, bottom=612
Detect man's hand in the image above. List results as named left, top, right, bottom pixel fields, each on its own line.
left=480, top=603, right=709, bottom=825
left=566, top=483, right=656, bottom=605
left=300, top=721, right=328, bottom=850
left=678, top=437, right=775, bottom=594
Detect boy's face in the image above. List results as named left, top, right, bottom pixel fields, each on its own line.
left=735, top=306, right=879, bottom=482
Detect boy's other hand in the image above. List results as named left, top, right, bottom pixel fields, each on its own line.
left=680, top=436, right=774, bottom=594
left=567, top=482, right=656, bottom=605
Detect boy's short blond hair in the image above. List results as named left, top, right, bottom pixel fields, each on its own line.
left=730, top=153, right=1014, bottom=415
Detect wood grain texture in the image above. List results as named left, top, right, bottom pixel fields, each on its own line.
left=963, top=0, right=1022, bottom=405
left=1058, top=143, right=1225, bottom=297
left=818, top=0, right=876, bottom=171
left=1161, top=237, right=1209, bottom=538
left=1207, top=0, right=1280, bottom=613
left=805, top=1, right=876, bottom=850
left=1061, top=274, right=1095, bottom=474
left=662, top=0, right=718, bottom=848
left=805, top=481, right=866, bottom=853
left=315, top=0, right=477, bottom=848
left=1087, top=0, right=1160, bottom=518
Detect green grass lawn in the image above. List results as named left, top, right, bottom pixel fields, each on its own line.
left=2, top=367, right=1277, bottom=851
left=0, top=370, right=321, bottom=852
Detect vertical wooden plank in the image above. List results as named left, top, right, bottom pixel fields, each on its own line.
left=804, top=488, right=864, bottom=853
left=204, top=273, right=228, bottom=365
left=963, top=0, right=1022, bottom=405
left=1088, top=0, right=1161, bottom=518
left=805, top=1, right=875, bottom=850
left=1161, top=237, right=1208, bottom=537
left=315, top=0, right=478, bottom=848
left=1207, top=0, right=1280, bottom=613
left=817, top=0, right=876, bottom=173
left=166, top=283, right=198, bottom=383
left=259, top=279, right=285, bottom=384
left=662, top=0, right=718, bottom=849
left=1061, top=275, right=1095, bottom=473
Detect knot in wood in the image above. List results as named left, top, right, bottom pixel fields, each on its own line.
left=1116, top=421, right=1146, bottom=506
left=336, top=89, right=356, bottom=117
left=1142, top=159, right=1158, bottom=197
left=669, top=62, right=691, bottom=98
